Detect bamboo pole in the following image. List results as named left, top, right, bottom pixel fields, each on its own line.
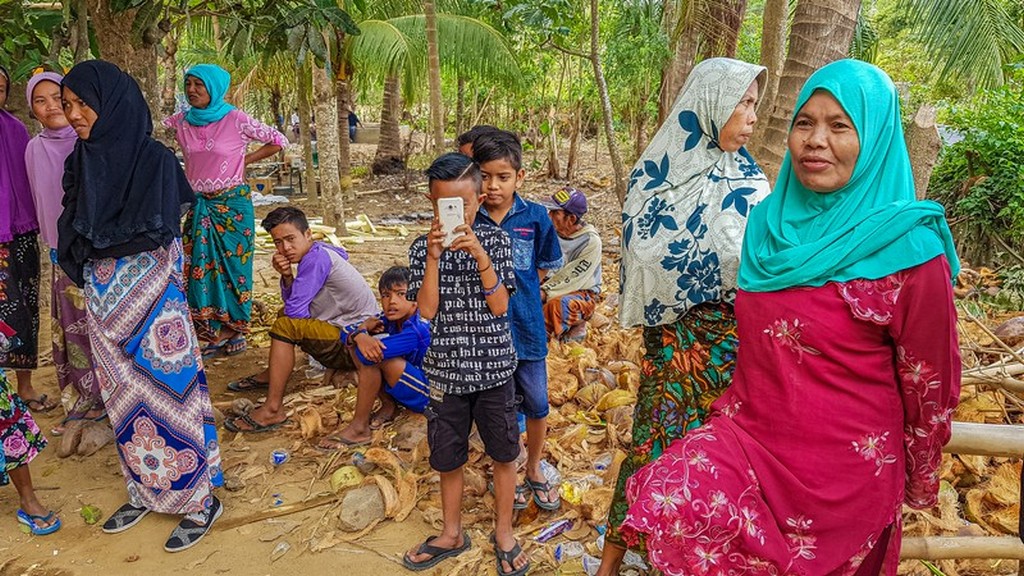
left=901, top=537, right=1024, bottom=560
left=944, top=422, right=1024, bottom=457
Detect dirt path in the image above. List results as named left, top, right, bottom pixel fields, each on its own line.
left=1, top=141, right=630, bottom=576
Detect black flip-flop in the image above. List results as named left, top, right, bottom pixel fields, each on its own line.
left=402, top=531, right=471, bottom=571
left=24, top=394, right=58, bottom=413
left=227, top=375, right=269, bottom=392
left=494, top=540, right=530, bottom=576
left=513, top=482, right=532, bottom=511
left=223, top=413, right=286, bottom=433
left=525, top=478, right=561, bottom=511
left=316, top=434, right=370, bottom=452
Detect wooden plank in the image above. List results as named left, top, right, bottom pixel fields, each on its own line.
left=901, top=536, right=1024, bottom=560
left=945, top=422, right=1024, bottom=457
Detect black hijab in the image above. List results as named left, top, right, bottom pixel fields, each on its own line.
left=58, top=60, right=194, bottom=285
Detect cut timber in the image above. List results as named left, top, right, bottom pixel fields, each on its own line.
left=962, top=363, right=1024, bottom=380
left=901, top=536, right=1024, bottom=560
left=218, top=494, right=338, bottom=531
left=945, top=422, right=1024, bottom=457
left=904, top=104, right=941, bottom=200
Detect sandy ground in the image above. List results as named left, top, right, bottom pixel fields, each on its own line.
left=1, top=141, right=623, bottom=576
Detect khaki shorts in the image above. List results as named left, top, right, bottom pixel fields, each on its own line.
left=268, top=316, right=356, bottom=371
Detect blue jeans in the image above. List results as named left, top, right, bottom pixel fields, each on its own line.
left=513, top=358, right=549, bottom=419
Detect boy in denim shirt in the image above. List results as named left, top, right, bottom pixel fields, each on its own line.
left=471, top=130, right=563, bottom=511
left=404, top=153, right=529, bottom=575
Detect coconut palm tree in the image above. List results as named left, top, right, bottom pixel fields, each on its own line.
left=345, top=2, right=521, bottom=172
left=902, top=0, right=1024, bottom=90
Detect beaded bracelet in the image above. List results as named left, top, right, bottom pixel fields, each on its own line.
left=482, top=282, right=501, bottom=297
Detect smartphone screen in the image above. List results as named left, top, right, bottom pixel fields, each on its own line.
left=437, top=197, right=465, bottom=248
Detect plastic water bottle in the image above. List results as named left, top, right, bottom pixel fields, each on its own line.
left=305, top=356, right=326, bottom=380
left=539, top=459, right=561, bottom=486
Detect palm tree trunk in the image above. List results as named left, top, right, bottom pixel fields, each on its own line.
left=269, top=83, right=282, bottom=133
left=158, top=31, right=178, bottom=144
left=73, top=0, right=90, bottom=63
left=455, top=75, right=466, bottom=137
left=87, top=0, right=160, bottom=115
left=751, top=0, right=788, bottom=151
left=751, top=0, right=861, bottom=182
left=373, top=74, right=406, bottom=175
left=657, top=8, right=700, bottom=125
left=589, top=0, right=626, bottom=203
left=546, top=105, right=560, bottom=179
left=335, top=74, right=354, bottom=203
left=296, top=58, right=317, bottom=204
left=312, top=63, right=346, bottom=233
left=566, top=99, right=582, bottom=180
left=702, top=0, right=749, bottom=58
left=425, top=0, right=445, bottom=154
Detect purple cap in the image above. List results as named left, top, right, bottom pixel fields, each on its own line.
left=540, top=186, right=588, bottom=218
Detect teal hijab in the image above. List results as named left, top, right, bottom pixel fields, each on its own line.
left=183, top=64, right=235, bottom=127
left=738, top=59, right=959, bottom=292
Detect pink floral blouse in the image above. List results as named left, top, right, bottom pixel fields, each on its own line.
left=163, top=109, right=288, bottom=193
left=620, top=256, right=960, bottom=575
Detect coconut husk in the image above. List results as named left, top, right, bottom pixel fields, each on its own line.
left=364, top=475, right=400, bottom=518
left=575, top=383, right=610, bottom=409
left=579, top=487, right=614, bottom=522
left=298, top=406, right=323, bottom=439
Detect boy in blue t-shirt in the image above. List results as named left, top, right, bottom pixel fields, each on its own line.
left=471, top=129, right=564, bottom=512
left=325, top=266, right=430, bottom=448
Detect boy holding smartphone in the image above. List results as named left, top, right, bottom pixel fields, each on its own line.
left=404, top=153, right=529, bottom=575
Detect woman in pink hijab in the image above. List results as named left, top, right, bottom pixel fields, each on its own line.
left=25, top=71, right=106, bottom=438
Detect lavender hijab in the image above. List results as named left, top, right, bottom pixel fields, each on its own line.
left=25, top=71, right=77, bottom=250
left=0, top=65, right=39, bottom=243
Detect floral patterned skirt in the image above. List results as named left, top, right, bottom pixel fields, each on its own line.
left=50, top=251, right=103, bottom=419
left=0, top=370, right=47, bottom=485
left=183, top=184, right=254, bottom=342
left=85, top=240, right=222, bottom=514
left=0, top=233, right=40, bottom=369
left=605, top=301, right=737, bottom=549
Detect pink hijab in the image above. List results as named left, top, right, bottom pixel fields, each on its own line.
left=25, top=71, right=77, bottom=250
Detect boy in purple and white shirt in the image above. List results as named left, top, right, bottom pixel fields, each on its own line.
left=224, top=207, right=379, bottom=434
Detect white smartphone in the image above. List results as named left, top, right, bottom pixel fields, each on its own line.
left=437, top=197, right=465, bottom=248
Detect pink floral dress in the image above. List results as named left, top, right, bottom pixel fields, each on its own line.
left=620, top=256, right=960, bottom=575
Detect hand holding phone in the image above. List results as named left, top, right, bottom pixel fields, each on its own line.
left=437, top=197, right=465, bottom=248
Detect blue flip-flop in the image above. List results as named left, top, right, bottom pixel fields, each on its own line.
left=17, top=509, right=62, bottom=536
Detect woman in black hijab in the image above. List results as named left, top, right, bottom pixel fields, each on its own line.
left=60, top=60, right=224, bottom=553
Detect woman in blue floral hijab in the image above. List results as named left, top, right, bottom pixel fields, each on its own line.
left=601, top=57, right=769, bottom=573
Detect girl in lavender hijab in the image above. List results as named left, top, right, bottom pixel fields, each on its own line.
left=25, top=71, right=106, bottom=438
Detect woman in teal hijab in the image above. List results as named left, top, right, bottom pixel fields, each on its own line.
left=617, top=60, right=961, bottom=575
left=739, top=59, right=959, bottom=290
left=163, top=64, right=288, bottom=361
left=182, top=64, right=235, bottom=126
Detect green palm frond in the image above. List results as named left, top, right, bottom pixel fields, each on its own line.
left=851, top=7, right=879, bottom=63
left=389, top=13, right=522, bottom=89
left=346, top=19, right=423, bottom=83
left=902, top=0, right=1024, bottom=88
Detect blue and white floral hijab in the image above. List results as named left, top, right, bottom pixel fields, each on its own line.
left=619, top=57, right=770, bottom=328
